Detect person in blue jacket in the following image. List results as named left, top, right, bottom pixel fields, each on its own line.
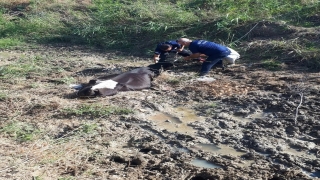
left=177, top=38, right=240, bottom=79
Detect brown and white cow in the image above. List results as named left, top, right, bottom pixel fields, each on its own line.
left=70, top=67, right=154, bottom=97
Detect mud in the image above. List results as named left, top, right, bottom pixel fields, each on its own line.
left=0, top=44, right=319, bottom=180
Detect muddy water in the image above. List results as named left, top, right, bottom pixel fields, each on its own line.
left=195, top=143, right=246, bottom=156
left=190, top=158, right=222, bottom=169
left=284, top=148, right=317, bottom=160
left=148, top=107, right=204, bottom=135
left=189, top=144, right=258, bottom=168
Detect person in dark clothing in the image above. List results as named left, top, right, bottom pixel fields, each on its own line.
left=153, top=40, right=191, bottom=63
left=147, top=40, right=191, bottom=76
left=177, top=38, right=240, bottom=79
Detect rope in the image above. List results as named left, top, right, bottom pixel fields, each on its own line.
left=231, top=21, right=260, bottom=44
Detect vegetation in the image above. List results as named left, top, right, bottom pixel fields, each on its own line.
left=261, top=59, right=283, bottom=71
left=1, top=121, right=41, bottom=142
left=0, top=0, right=319, bottom=53
left=62, top=104, right=133, bottom=117
left=0, top=1, right=319, bottom=179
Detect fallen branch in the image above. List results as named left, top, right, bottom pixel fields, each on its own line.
left=294, top=92, right=303, bottom=125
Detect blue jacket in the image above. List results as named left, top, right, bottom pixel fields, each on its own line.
left=189, top=40, right=230, bottom=59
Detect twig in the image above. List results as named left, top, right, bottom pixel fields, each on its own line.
left=294, top=92, right=303, bottom=125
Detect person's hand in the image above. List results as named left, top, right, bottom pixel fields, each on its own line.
left=154, top=57, right=160, bottom=63
left=184, top=56, right=190, bottom=60
left=199, top=57, right=206, bottom=62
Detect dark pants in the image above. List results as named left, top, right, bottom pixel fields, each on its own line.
left=200, top=56, right=230, bottom=76
left=199, top=49, right=231, bottom=76
left=159, top=49, right=191, bottom=62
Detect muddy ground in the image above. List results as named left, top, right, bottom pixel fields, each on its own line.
left=0, top=24, right=320, bottom=180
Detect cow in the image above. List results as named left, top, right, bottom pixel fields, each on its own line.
left=70, top=67, right=154, bottom=98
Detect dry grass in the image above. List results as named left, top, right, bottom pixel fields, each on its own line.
left=0, top=47, right=147, bottom=179
left=153, top=70, right=256, bottom=97
left=0, top=0, right=30, bottom=10
left=186, top=80, right=256, bottom=97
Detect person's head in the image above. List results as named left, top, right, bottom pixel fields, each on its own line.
left=177, top=38, right=192, bottom=46
left=159, top=44, right=172, bottom=51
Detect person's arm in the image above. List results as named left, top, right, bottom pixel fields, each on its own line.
left=184, top=53, right=201, bottom=60
left=177, top=45, right=185, bottom=52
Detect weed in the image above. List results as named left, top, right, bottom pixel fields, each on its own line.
left=167, top=78, right=180, bottom=85
left=261, top=59, right=282, bottom=71
left=0, top=55, right=49, bottom=78
left=58, top=177, right=76, bottom=180
left=81, top=123, right=98, bottom=134
left=0, top=38, right=23, bottom=49
left=32, top=176, right=43, bottom=180
left=208, top=102, right=217, bottom=108
left=1, top=122, right=41, bottom=142
left=60, top=76, right=76, bottom=84
left=62, top=104, right=133, bottom=118
left=0, top=0, right=319, bottom=58
left=0, top=92, right=8, bottom=101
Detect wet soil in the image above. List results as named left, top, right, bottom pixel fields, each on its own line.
left=0, top=41, right=319, bottom=180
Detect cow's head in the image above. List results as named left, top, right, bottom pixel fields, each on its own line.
left=70, top=79, right=119, bottom=98
left=77, top=85, right=99, bottom=98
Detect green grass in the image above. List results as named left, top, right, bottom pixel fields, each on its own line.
left=81, top=123, right=98, bottom=134
left=59, top=77, right=76, bottom=84
left=0, top=0, right=318, bottom=49
left=167, top=78, right=180, bottom=85
left=0, top=55, right=56, bottom=78
left=0, top=38, right=24, bottom=49
left=0, top=92, right=8, bottom=101
left=62, top=104, right=133, bottom=118
left=0, top=0, right=319, bottom=68
left=261, top=59, right=282, bottom=71
left=0, top=56, right=45, bottom=78
left=0, top=63, right=41, bottom=78
left=1, top=122, right=41, bottom=142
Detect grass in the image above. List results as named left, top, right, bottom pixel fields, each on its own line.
left=0, top=38, right=24, bottom=49
left=1, top=121, right=41, bottom=142
left=0, top=63, right=41, bottom=78
left=0, top=0, right=318, bottom=55
left=0, top=55, right=48, bottom=78
left=0, top=1, right=319, bottom=178
left=261, top=59, right=283, bottom=71
left=62, top=104, right=133, bottom=117
left=0, top=92, right=8, bottom=101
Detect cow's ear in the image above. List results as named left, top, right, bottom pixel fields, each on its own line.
left=89, top=80, right=97, bottom=85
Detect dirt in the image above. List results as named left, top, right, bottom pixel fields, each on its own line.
left=1, top=26, right=320, bottom=179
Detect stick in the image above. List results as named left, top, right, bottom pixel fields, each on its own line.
left=294, top=92, right=303, bottom=125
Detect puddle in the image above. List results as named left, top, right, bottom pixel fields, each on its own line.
left=149, top=112, right=182, bottom=124
left=196, top=143, right=246, bottom=156
left=311, top=171, right=320, bottom=178
left=248, top=112, right=274, bottom=119
left=176, top=147, right=190, bottom=153
left=303, top=170, right=320, bottom=178
left=284, top=148, right=317, bottom=160
left=190, top=158, right=222, bottom=169
left=257, top=152, right=270, bottom=157
left=148, top=107, right=204, bottom=135
left=237, top=160, right=255, bottom=167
